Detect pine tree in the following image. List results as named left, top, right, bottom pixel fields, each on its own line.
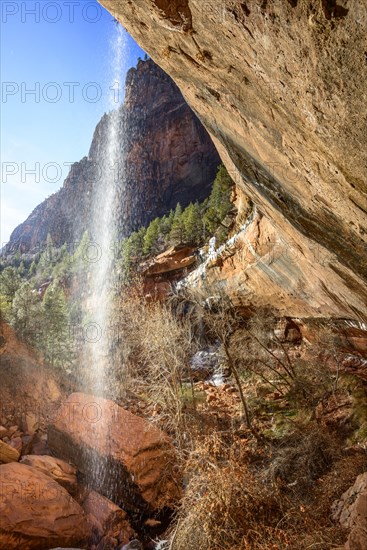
left=0, top=266, right=23, bottom=300
left=18, top=261, right=25, bottom=277
left=37, top=233, right=55, bottom=277
left=11, top=282, right=42, bottom=344
left=143, top=218, right=161, bottom=255
left=40, top=286, right=72, bottom=367
left=120, top=227, right=146, bottom=279
left=204, top=165, right=233, bottom=236
left=183, top=202, right=203, bottom=244
left=72, top=230, right=91, bottom=272
left=160, top=214, right=171, bottom=236
left=52, top=243, right=71, bottom=280
left=131, top=227, right=146, bottom=258
left=169, top=203, right=185, bottom=244
left=29, top=261, right=37, bottom=277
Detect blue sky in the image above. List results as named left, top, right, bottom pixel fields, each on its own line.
left=1, top=0, right=146, bottom=244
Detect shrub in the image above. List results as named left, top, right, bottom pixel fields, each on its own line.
left=170, top=434, right=282, bottom=550
left=265, top=421, right=341, bottom=498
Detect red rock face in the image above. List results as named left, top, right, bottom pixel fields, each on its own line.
left=0, top=462, right=89, bottom=549
left=138, top=244, right=198, bottom=301
left=20, top=455, right=78, bottom=495
left=140, top=245, right=197, bottom=277
left=82, top=490, right=135, bottom=545
left=6, top=59, right=220, bottom=253
left=99, top=0, right=367, bottom=319
left=48, top=392, right=181, bottom=512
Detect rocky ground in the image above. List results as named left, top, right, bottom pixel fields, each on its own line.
left=1, top=313, right=366, bottom=549
left=0, top=323, right=175, bottom=549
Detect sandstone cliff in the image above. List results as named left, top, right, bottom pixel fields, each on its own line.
left=99, top=0, right=367, bottom=319
left=7, top=59, right=220, bottom=252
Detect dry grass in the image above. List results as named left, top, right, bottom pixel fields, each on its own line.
left=265, top=421, right=341, bottom=498
left=138, top=301, right=197, bottom=449
left=168, top=426, right=359, bottom=550
left=114, top=292, right=200, bottom=449
left=169, top=433, right=283, bottom=550
left=110, top=287, right=366, bottom=549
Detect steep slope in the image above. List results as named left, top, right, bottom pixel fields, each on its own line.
left=0, top=320, right=65, bottom=428
left=99, top=0, right=367, bottom=319
left=7, top=58, right=220, bottom=252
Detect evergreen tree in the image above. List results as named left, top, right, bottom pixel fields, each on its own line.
left=169, top=203, right=185, bottom=244
left=11, top=282, right=42, bottom=344
left=183, top=202, right=203, bottom=244
left=0, top=266, right=23, bottom=301
left=204, top=165, right=233, bottom=235
left=14, top=249, right=21, bottom=266
left=40, top=286, right=72, bottom=367
left=120, top=227, right=146, bottom=279
left=37, top=234, right=55, bottom=278
left=18, top=261, right=25, bottom=277
left=143, top=218, right=161, bottom=255
left=72, top=230, right=91, bottom=272
left=130, top=227, right=146, bottom=258
left=29, top=261, right=37, bottom=277
left=52, top=243, right=71, bottom=280
left=160, top=213, right=173, bottom=236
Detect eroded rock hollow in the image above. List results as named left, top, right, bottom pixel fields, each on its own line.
left=99, top=0, right=367, bottom=318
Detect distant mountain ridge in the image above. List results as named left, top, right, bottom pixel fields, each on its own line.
left=6, top=58, right=220, bottom=253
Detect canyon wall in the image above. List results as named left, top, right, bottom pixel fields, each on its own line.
left=7, top=59, right=220, bottom=252
left=99, top=0, right=367, bottom=318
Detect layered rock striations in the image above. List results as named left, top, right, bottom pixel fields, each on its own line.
left=6, top=59, right=220, bottom=252
left=99, top=0, right=367, bottom=318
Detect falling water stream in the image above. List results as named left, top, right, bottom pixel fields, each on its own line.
left=81, top=23, right=127, bottom=499
left=86, top=24, right=126, bottom=397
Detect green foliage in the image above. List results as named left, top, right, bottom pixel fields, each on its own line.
left=29, top=261, right=37, bottom=277
left=18, top=261, right=25, bottom=276
left=52, top=243, right=71, bottom=280
left=169, top=203, right=185, bottom=244
left=40, top=286, right=72, bottom=367
left=38, top=233, right=54, bottom=274
left=10, top=282, right=42, bottom=344
left=10, top=280, right=72, bottom=367
left=0, top=295, right=12, bottom=320
left=120, top=227, right=146, bottom=277
left=203, top=164, right=233, bottom=237
left=71, top=230, right=91, bottom=273
left=183, top=202, right=203, bottom=244
left=119, top=165, right=235, bottom=280
left=143, top=217, right=161, bottom=255
left=0, top=266, right=23, bottom=301
left=160, top=211, right=174, bottom=236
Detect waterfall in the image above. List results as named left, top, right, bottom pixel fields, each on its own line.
left=75, top=22, right=127, bottom=501
left=84, top=24, right=126, bottom=397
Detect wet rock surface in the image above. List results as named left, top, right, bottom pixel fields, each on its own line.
left=48, top=392, right=181, bottom=512
left=190, top=344, right=222, bottom=382
left=82, top=490, right=136, bottom=546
